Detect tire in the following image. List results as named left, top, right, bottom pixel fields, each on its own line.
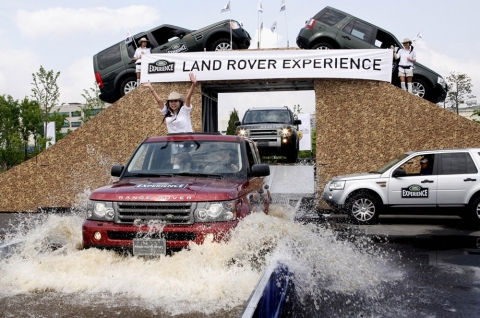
left=119, top=77, right=137, bottom=97
left=211, top=39, right=237, bottom=51
left=466, top=197, right=480, bottom=228
left=346, top=192, right=381, bottom=225
left=412, top=78, right=429, bottom=100
left=311, top=42, right=334, bottom=50
left=285, top=142, right=299, bottom=163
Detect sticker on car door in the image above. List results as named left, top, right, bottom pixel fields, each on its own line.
left=402, top=184, right=429, bottom=198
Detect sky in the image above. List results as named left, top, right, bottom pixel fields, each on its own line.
left=1, top=0, right=479, bottom=125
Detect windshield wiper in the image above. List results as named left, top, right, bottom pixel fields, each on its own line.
left=177, top=172, right=223, bottom=179
left=125, top=173, right=173, bottom=178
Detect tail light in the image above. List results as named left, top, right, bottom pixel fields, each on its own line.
left=306, top=18, right=316, bottom=29
left=95, top=72, right=104, bottom=89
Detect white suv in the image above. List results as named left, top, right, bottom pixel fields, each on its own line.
left=322, top=148, right=480, bottom=226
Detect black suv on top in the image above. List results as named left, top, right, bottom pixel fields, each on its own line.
left=296, top=6, right=447, bottom=104
left=94, top=20, right=251, bottom=103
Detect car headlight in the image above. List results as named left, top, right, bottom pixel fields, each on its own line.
left=194, top=201, right=236, bottom=222
left=87, top=200, right=115, bottom=221
left=230, top=21, right=241, bottom=30
left=237, top=129, right=247, bottom=136
left=329, top=181, right=345, bottom=190
left=437, top=76, right=446, bottom=88
left=280, top=128, right=291, bottom=137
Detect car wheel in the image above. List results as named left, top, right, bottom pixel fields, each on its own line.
left=286, top=148, right=298, bottom=163
left=466, top=197, right=480, bottom=228
left=412, top=78, right=429, bottom=100
left=119, top=77, right=137, bottom=97
left=211, top=39, right=238, bottom=51
left=311, top=42, right=334, bottom=50
left=346, top=192, right=381, bottom=225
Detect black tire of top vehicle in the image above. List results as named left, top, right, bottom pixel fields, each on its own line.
left=465, top=197, right=480, bottom=228
left=311, top=42, right=334, bottom=50
left=346, top=192, right=381, bottom=225
left=412, top=78, right=429, bottom=100
left=119, top=77, right=137, bottom=97
left=211, top=38, right=238, bottom=51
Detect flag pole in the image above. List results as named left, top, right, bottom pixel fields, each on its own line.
left=257, top=11, right=260, bottom=49
left=284, top=7, right=289, bottom=47
left=229, top=3, right=233, bottom=50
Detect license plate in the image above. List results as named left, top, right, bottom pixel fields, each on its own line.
left=133, top=238, right=166, bottom=256
left=256, top=141, right=269, bottom=146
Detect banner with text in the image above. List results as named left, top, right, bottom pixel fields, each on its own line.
left=140, top=49, right=393, bottom=83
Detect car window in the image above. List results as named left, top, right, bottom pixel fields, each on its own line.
left=313, top=9, right=347, bottom=26
left=97, top=44, right=122, bottom=70
left=342, top=20, right=354, bottom=34
left=347, top=20, right=373, bottom=42
left=441, top=153, right=478, bottom=174
left=398, top=154, right=435, bottom=176
left=245, top=142, right=256, bottom=171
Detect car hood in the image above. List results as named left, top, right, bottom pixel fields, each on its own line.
left=331, top=172, right=382, bottom=181
left=240, top=124, right=293, bottom=128
left=89, top=177, right=248, bottom=202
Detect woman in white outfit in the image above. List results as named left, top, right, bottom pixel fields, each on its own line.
left=142, top=73, right=197, bottom=133
left=133, top=37, right=151, bottom=87
left=393, top=38, right=416, bottom=94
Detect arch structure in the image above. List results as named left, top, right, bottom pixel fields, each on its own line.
left=1, top=50, right=480, bottom=212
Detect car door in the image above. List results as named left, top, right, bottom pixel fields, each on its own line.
left=436, top=152, right=479, bottom=206
left=335, top=18, right=374, bottom=49
left=388, top=154, right=437, bottom=206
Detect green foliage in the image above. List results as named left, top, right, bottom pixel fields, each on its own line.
left=472, top=109, right=480, bottom=124
left=226, top=108, right=239, bottom=135
left=0, top=95, right=24, bottom=170
left=80, top=82, right=106, bottom=123
left=445, top=72, right=475, bottom=114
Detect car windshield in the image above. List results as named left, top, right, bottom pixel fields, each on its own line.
left=244, top=110, right=291, bottom=124
left=124, top=140, right=245, bottom=179
left=373, top=153, right=409, bottom=174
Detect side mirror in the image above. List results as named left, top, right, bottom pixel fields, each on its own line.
left=111, top=164, right=124, bottom=177
left=250, top=164, right=270, bottom=177
left=234, top=121, right=241, bottom=127
left=293, top=119, right=302, bottom=125
left=392, top=168, right=406, bottom=178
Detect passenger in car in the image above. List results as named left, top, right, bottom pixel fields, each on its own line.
left=205, top=150, right=239, bottom=172
left=133, top=38, right=151, bottom=87
left=142, top=73, right=197, bottom=133
left=393, top=38, right=416, bottom=94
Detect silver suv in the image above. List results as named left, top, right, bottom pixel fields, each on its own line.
left=323, top=149, right=480, bottom=226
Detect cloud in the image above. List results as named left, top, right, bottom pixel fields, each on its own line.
left=16, top=6, right=160, bottom=38
left=0, top=48, right=41, bottom=100
left=415, top=40, right=480, bottom=99
left=57, top=56, right=95, bottom=104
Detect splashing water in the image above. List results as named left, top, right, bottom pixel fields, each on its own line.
left=0, top=204, right=404, bottom=316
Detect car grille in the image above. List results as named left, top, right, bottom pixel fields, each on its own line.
left=107, top=231, right=197, bottom=241
left=249, top=129, right=278, bottom=136
left=115, top=202, right=193, bottom=224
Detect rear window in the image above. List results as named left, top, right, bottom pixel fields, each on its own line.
left=441, top=153, right=478, bottom=174
left=314, top=8, right=347, bottom=26
left=97, top=44, right=122, bottom=70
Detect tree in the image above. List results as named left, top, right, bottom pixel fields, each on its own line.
left=226, top=108, right=239, bottom=135
left=0, top=95, right=23, bottom=171
left=445, top=72, right=475, bottom=114
left=80, top=82, right=106, bottom=123
left=472, top=109, right=480, bottom=124
left=31, top=65, right=60, bottom=148
left=18, top=98, right=42, bottom=161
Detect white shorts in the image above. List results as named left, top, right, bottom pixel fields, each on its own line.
left=136, top=64, right=141, bottom=72
left=398, top=67, right=413, bottom=77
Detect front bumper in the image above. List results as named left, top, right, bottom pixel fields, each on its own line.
left=432, top=83, right=447, bottom=103
left=82, top=219, right=238, bottom=251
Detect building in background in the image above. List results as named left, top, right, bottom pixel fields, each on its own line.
left=50, top=103, right=110, bottom=136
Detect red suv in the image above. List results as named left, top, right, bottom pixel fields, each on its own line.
left=82, top=133, right=270, bottom=256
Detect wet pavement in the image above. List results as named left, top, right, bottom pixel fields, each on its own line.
left=1, top=210, right=480, bottom=317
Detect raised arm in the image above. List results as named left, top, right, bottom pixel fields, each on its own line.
left=142, top=80, right=165, bottom=111
left=185, top=73, right=197, bottom=107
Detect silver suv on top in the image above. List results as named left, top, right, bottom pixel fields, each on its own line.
left=322, top=148, right=480, bottom=226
